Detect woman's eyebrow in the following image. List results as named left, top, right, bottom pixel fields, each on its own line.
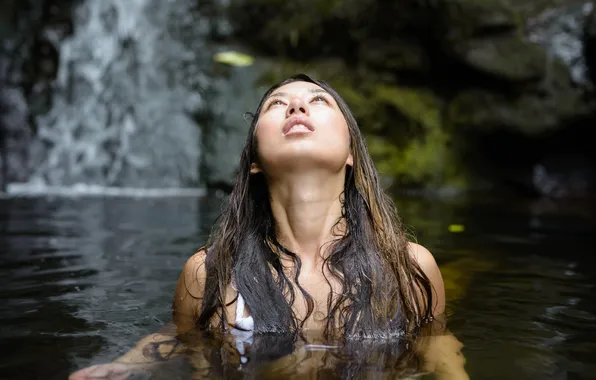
left=267, top=92, right=287, bottom=99
left=267, top=88, right=328, bottom=99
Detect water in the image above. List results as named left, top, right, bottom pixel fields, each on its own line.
left=0, top=194, right=595, bottom=379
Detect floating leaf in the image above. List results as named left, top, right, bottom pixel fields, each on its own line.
left=448, top=224, right=465, bottom=233
left=213, top=51, right=254, bottom=67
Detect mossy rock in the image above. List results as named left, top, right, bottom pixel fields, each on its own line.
left=371, top=84, right=441, bottom=131
left=227, top=0, right=369, bottom=59
left=361, top=85, right=463, bottom=187
left=439, top=0, right=519, bottom=38
left=366, top=128, right=467, bottom=190
left=455, top=36, right=547, bottom=82
left=443, top=0, right=571, bottom=26
left=446, top=85, right=587, bottom=135
left=357, top=37, right=431, bottom=73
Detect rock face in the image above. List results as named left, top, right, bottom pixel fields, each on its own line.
left=202, top=61, right=270, bottom=190
left=528, top=2, right=594, bottom=86
left=0, top=87, right=31, bottom=192
left=226, top=0, right=596, bottom=197
left=0, top=0, right=73, bottom=191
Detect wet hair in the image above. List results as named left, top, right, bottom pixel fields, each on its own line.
left=197, top=74, right=433, bottom=339
left=181, top=329, right=426, bottom=379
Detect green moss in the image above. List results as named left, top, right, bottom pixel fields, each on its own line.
left=372, top=84, right=441, bottom=131
left=366, top=128, right=467, bottom=189
left=361, top=84, right=466, bottom=189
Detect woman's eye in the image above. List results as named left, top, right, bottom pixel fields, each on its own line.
left=311, top=95, right=328, bottom=103
left=269, top=100, right=284, bottom=107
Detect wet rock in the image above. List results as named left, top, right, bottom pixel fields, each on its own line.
left=453, top=37, right=547, bottom=82
left=358, top=38, right=431, bottom=73
left=438, top=0, right=519, bottom=37
left=0, top=87, right=31, bottom=190
left=202, top=58, right=270, bottom=189
left=583, top=1, right=596, bottom=85
left=532, top=154, right=595, bottom=199
left=0, top=0, right=75, bottom=190
left=528, top=1, right=594, bottom=87
left=446, top=70, right=587, bottom=135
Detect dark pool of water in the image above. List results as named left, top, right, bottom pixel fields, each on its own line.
left=0, top=194, right=595, bottom=380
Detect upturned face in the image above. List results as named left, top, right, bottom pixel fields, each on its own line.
left=251, top=81, right=353, bottom=177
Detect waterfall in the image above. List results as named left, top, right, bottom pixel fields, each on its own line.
left=28, top=0, right=208, bottom=189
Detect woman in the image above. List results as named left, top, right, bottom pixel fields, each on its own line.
left=70, top=74, right=467, bottom=379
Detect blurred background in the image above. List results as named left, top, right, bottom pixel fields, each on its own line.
left=1, top=0, right=595, bottom=197
left=1, top=1, right=596, bottom=380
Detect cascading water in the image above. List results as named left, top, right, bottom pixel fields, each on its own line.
left=27, top=0, right=208, bottom=190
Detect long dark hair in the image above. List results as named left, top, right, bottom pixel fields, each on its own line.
left=197, top=74, right=433, bottom=339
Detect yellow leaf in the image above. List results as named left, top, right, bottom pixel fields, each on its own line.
left=448, top=224, right=465, bottom=233
left=213, top=51, right=254, bottom=67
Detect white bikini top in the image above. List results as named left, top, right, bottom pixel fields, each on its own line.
left=232, top=292, right=254, bottom=365
left=231, top=291, right=340, bottom=366
left=229, top=277, right=254, bottom=331
left=234, top=293, right=255, bottom=331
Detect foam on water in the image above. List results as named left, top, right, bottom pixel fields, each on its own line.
left=3, top=182, right=206, bottom=198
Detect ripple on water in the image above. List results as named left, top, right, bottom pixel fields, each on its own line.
left=0, top=195, right=595, bottom=380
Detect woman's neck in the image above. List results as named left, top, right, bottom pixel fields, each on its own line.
left=267, top=171, right=346, bottom=271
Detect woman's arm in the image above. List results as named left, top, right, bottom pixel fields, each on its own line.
left=69, top=251, right=207, bottom=380
left=408, top=243, right=470, bottom=380
left=113, top=328, right=184, bottom=364
left=420, top=330, right=469, bottom=380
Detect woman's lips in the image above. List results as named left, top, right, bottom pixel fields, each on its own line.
left=282, top=116, right=315, bottom=136
left=284, top=124, right=312, bottom=136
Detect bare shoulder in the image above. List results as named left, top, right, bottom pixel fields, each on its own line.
left=172, top=249, right=208, bottom=332
left=185, top=249, right=208, bottom=275
left=407, top=242, right=438, bottom=272
left=179, top=249, right=208, bottom=299
left=407, top=242, right=446, bottom=315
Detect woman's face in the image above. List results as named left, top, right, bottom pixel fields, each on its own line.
left=252, top=81, right=353, bottom=176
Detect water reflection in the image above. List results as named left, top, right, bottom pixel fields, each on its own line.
left=0, top=198, right=105, bottom=379
left=0, top=195, right=595, bottom=379
left=0, top=195, right=219, bottom=379
left=176, top=329, right=428, bottom=380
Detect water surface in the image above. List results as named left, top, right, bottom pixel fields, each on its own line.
left=0, top=194, right=594, bottom=379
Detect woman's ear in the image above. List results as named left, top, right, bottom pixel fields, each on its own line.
left=250, top=162, right=262, bottom=174
left=346, top=153, right=353, bottom=167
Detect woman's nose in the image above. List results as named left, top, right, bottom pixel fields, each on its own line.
left=286, top=97, right=309, bottom=118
